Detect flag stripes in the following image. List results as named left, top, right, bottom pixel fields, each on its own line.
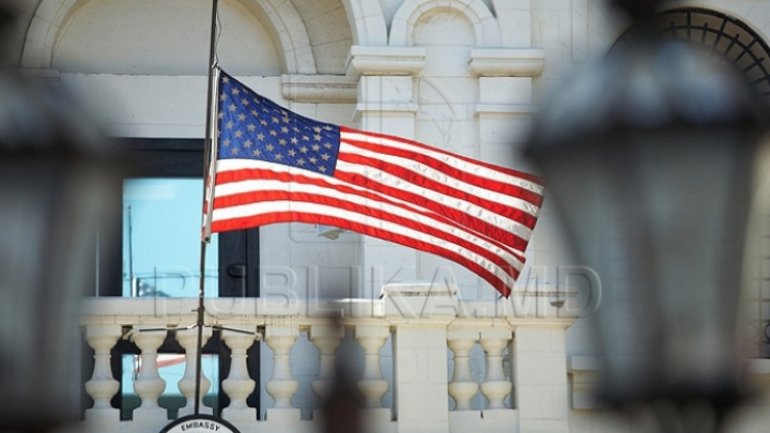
left=209, top=69, right=544, bottom=296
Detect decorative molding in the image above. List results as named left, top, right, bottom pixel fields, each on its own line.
left=469, top=48, right=546, bottom=77
left=568, top=355, right=601, bottom=410
left=341, top=0, right=388, bottom=46
left=346, top=45, right=426, bottom=76
left=474, top=104, right=538, bottom=117
left=389, top=0, right=502, bottom=47
left=281, top=74, right=358, bottom=103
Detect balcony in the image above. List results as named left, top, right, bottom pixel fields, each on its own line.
left=75, top=284, right=577, bottom=433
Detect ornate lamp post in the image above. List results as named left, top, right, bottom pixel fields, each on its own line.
left=0, top=5, right=121, bottom=428
left=525, top=0, right=766, bottom=431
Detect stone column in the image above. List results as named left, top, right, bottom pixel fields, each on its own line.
left=176, top=326, right=213, bottom=416
left=514, top=326, right=570, bottom=433
left=309, top=324, right=344, bottom=400
left=131, top=326, right=168, bottom=421
left=355, top=325, right=390, bottom=408
left=447, top=329, right=479, bottom=411
left=393, top=324, right=449, bottom=433
left=221, top=328, right=258, bottom=422
left=84, top=325, right=122, bottom=421
left=265, top=324, right=300, bottom=422
left=479, top=328, right=512, bottom=410
left=347, top=46, right=426, bottom=298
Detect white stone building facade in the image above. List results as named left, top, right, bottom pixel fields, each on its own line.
left=2, top=0, right=770, bottom=432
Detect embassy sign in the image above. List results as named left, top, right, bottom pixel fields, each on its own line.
left=160, top=415, right=241, bottom=433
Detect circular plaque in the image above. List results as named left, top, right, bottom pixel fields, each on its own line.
left=159, top=415, right=241, bottom=433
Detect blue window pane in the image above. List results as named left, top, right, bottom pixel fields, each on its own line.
left=123, top=178, right=218, bottom=297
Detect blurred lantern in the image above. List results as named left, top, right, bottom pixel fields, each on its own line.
left=525, top=0, right=766, bottom=429
left=0, top=4, right=121, bottom=430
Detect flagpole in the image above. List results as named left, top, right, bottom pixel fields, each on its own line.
left=195, top=0, right=220, bottom=416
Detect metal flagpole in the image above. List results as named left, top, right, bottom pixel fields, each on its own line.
left=195, top=0, right=220, bottom=416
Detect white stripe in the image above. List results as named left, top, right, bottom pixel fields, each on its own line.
left=335, top=160, right=533, bottom=241
left=212, top=200, right=515, bottom=288
left=340, top=141, right=540, bottom=216
left=214, top=178, right=525, bottom=270
left=340, top=130, right=544, bottom=195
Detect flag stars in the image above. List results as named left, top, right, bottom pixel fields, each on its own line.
left=241, top=98, right=249, bottom=105
left=278, top=138, right=287, bottom=146
left=247, top=124, right=256, bottom=132
left=243, top=139, right=253, bottom=148
left=222, top=139, right=231, bottom=147
left=272, top=117, right=280, bottom=123
left=300, top=145, right=308, bottom=153
left=314, top=134, right=321, bottom=141
left=312, top=144, right=320, bottom=152
left=266, top=144, right=275, bottom=151
left=252, top=149, right=262, bottom=157
left=288, top=149, right=297, bottom=157
left=318, top=166, right=327, bottom=173
left=260, top=119, right=268, bottom=126
left=321, top=153, right=330, bottom=161
left=257, top=133, right=265, bottom=141
left=290, top=137, right=299, bottom=145
left=234, top=130, right=243, bottom=138
left=275, top=153, right=283, bottom=161
left=229, top=104, right=237, bottom=112
left=230, top=147, right=240, bottom=155
left=232, top=87, right=241, bottom=96
left=281, top=126, right=289, bottom=134
left=226, top=121, right=234, bottom=129
left=269, top=130, right=278, bottom=137
left=297, top=158, right=306, bottom=166
left=237, top=113, right=246, bottom=121
left=309, top=156, right=318, bottom=164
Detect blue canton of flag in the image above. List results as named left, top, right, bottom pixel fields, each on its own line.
left=217, top=71, right=340, bottom=175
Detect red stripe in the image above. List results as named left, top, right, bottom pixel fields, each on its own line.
left=332, top=169, right=530, bottom=251
left=215, top=167, right=526, bottom=258
left=337, top=151, right=539, bottom=229
left=212, top=211, right=515, bottom=297
left=341, top=136, right=544, bottom=207
left=341, top=126, right=543, bottom=184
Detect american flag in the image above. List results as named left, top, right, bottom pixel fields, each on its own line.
left=205, top=69, right=544, bottom=297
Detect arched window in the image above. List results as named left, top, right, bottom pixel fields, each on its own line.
left=613, top=8, right=770, bottom=101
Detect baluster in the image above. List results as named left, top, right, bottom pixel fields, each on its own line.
left=176, top=327, right=213, bottom=415
left=309, top=325, right=343, bottom=399
left=448, top=329, right=480, bottom=411
left=265, top=325, right=299, bottom=410
left=84, top=325, right=122, bottom=421
left=355, top=325, right=389, bottom=408
left=480, top=328, right=513, bottom=410
left=221, top=328, right=258, bottom=421
left=131, top=326, right=167, bottom=420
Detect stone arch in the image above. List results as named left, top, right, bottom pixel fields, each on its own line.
left=21, top=0, right=316, bottom=74
left=340, top=0, right=388, bottom=46
left=389, top=0, right=501, bottom=47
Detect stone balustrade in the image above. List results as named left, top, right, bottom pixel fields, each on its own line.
left=77, top=289, right=576, bottom=433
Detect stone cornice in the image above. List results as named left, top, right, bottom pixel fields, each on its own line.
left=280, top=74, right=358, bottom=103
left=346, top=45, right=427, bottom=77
left=469, top=48, right=546, bottom=77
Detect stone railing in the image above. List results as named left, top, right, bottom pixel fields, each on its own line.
left=76, top=284, right=577, bottom=433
